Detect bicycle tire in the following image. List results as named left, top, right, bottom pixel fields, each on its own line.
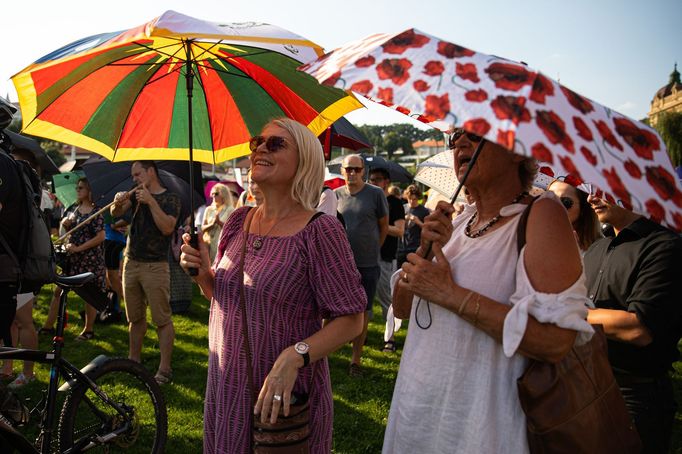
left=58, top=358, right=167, bottom=453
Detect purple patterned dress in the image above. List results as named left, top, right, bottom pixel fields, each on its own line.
left=205, top=207, right=366, bottom=453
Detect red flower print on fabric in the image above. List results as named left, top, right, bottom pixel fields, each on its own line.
left=463, top=118, right=491, bottom=137
left=423, top=61, right=445, bottom=76
left=382, top=30, right=430, bottom=54
left=485, top=62, right=534, bottom=91
left=396, top=105, right=412, bottom=116
left=645, top=199, right=665, bottom=224
left=594, top=120, right=623, bottom=151
left=560, top=156, right=584, bottom=183
left=323, top=71, right=342, bottom=86
left=355, top=56, right=376, bottom=68
left=580, top=146, right=598, bottom=166
left=531, top=143, right=554, bottom=164
left=539, top=166, right=555, bottom=177
left=602, top=167, right=632, bottom=209
left=573, top=117, right=594, bottom=142
left=645, top=166, right=682, bottom=208
left=376, top=59, right=413, bottom=86
left=377, top=87, right=394, bottom=104
left=456, top=63, right=480, bottom=83
left=416, top=114, right=431, bottom=123
left=413, top=80, right=430, bottom=92
left=497, top=130, right=515, bottom=150
left=537, top=110, right=575, bottom=153
left=465, top=89, right=488, bottom=102
left=490, top=96, right=531, bottom=123
left=623, top=159, right=642, bottom=179
left=437, top=41, right=475, bottom=58
left=350, top=80, right=373, bottom=95
left=673, top=212, right=682, bottom=232
left=529, top=73, right=554, bottom=104
left=561, top=86, right=594, bottom=114
left=424, top=94, right=450, bottom=120
left=613, top=118, right=660, bottom=161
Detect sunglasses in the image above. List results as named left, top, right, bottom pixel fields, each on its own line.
left=560, top=197, right=575, bottom=210
left=344, top=166, right=364, bottom=174
left=448, top=129, right=482, bottom=148
left=249, top=135, right=287, bottom=153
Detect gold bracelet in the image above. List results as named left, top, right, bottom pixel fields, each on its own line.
left=472, top=294, right=481, bottom=327
left=458, top=291, right=474, bottom=315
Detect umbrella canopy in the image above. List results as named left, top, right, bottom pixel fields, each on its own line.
left=12, top=10, right=362, bottom=165
left=52, top=171, right=84, bottom=208
left=318, top=117, right=372, bottom=159
left=3, top=130, right=59, bottom=177
left=302, top=28, right=682, bottom=231
left=81, top=156, right=203, bottom=223
left=328, top=153, right=412, bottom=183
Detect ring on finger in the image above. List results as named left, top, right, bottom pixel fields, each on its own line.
left=273, top=394, right=282, bottom=402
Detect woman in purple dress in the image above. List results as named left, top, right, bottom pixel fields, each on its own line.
left=181, top=118, right=366, bottom=453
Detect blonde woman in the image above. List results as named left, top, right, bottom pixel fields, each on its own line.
left=181, top=118, right=365, bottom=453
left=202, top=183, right=235, bottom=262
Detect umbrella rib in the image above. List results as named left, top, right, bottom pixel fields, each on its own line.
left=191, top=63, right=217, bottom=163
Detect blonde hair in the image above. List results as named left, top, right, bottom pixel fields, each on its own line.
left=268, top=118, right=325, bottom=211
left=211, top=183, right=234, bottom=207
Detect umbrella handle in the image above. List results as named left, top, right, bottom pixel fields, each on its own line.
left=421, top=139, right=485, bottom=258
left=188, top=231, right=199, bottom=276
left=56, top=185, right=140, bottom=244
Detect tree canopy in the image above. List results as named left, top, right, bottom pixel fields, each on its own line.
left=356, top=123, right=442, bottom=159
left=652, top=111, right=682, bottom=167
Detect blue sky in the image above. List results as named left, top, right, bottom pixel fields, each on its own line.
left=2, top=0, right=679, bottom=126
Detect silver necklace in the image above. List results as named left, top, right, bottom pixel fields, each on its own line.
left=252, top=209, right=292, bottom=250
left=465, top=191, right=528, bottom=238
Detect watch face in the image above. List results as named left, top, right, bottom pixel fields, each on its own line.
left=295, top=342, right=309, bottom=354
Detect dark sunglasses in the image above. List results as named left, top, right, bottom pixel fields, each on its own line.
left=448, top=129, right=482, bottom=148
left=344, top=166, right=363, bottom=174
left=560, top=197, right=575, bottom=210
left=249, top=135, right=287, bottom=153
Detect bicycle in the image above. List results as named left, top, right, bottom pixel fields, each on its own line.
left=0, top=272, right=167, bottom=453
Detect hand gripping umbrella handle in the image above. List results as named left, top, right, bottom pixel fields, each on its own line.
left=188, top=228, right=199, bottom=276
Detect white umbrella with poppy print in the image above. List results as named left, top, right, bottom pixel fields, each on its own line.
left=300, top=29, right=682, bottom=232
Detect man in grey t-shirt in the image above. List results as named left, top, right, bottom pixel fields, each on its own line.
left=336, top=154, right=388, bottom=377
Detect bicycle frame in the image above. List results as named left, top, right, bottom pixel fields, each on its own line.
left=0, top=285, right=129, bottom=453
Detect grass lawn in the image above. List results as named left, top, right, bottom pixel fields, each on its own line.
left=7, top=284, right=681, bottom=453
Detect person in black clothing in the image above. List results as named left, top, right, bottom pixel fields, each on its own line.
left=369, top=168, right=405, bottom=352
left=396, top=185, right=430, bottom=268
left=584, top=194, right=682, bottom=453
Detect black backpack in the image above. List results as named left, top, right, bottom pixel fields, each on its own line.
left=0, top=156, right=56, bottom=293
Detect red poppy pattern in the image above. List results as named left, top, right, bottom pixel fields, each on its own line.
left=302, top=27, right=682, bottom=231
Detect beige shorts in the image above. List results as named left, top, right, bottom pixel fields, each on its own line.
left=122, top=258, right=172, bottom=327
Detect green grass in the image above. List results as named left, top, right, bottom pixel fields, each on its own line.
left=8, top=285, right=681, bottom=453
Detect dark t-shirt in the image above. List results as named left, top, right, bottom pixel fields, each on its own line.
left=584, top=217, right=682, bottom=377
left=380, top=195, right=406, bottom=262
left=398, top=204, right=430, bottom=258
left=0, top=151, right=25, bottom=255
left=125, top=191, right=181, bottom=262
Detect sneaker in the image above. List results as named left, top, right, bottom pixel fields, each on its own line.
left=8, top=373, right=36, bottom=389
left=382, top=341, right=397, bottom=353
left=154, top=369, right=173, bottom=385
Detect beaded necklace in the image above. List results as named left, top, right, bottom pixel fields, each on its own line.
left=465, top=191, right=528, bottom=238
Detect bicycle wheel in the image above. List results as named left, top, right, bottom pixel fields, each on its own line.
left=58, top=358, right=167, bottom=453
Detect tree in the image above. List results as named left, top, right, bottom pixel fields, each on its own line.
left=652, top=112, right=682, bottom=167
left=41, top=141, right=67, bottom=167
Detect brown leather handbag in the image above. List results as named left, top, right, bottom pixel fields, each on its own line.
left=238, top=209, right=312, bottom=453
left=515, top=200, right=641, bottom=453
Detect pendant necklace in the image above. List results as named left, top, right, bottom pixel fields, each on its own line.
left=252, top=208, right=293, bottom=250
left=465, top=190, right=528, bottom=238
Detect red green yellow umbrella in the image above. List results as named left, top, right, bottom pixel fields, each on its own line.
left=12, top=10, right=362, bottom=165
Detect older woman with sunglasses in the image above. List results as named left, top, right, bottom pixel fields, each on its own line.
left=382, top=129, right=594, bottom=453
left=201, top=183, right=235, bottom=262
left=547, top=178, right=601, bottom=252
left=180, top=118, right=365, bottom=453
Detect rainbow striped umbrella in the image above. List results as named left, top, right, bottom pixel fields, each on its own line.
left=12, top=10, right=361, bottom=166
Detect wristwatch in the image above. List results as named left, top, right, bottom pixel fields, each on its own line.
left=294, top=341, right=310, bottom=367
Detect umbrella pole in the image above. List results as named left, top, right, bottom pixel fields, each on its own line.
left=185, top=40, right=199, bottom=276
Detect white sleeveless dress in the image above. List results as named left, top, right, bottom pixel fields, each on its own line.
left=382, top=193, right=594, bottom=453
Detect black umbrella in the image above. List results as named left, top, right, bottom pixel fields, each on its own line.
left=3, top=130, right=60, bottom=177
left=81, top=156, right=203, bottom=224
left=328, top=153, right=413, bottom=184
left=319, top=117, right=372, bottom=160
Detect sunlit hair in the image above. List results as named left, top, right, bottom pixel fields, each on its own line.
left=77, top=177, right=93, bottom=205
left=268, top=118, right=324, bottom=211
left=211, top=183, right=234, bottom=208
left=548, top=180, right=602, bottom=250
left=404, top=184, right=422, bottom=199
left=387, top=185, right=401, bottom=198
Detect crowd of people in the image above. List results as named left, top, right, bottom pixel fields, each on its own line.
left=1, top=112, right=681, bottom=453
